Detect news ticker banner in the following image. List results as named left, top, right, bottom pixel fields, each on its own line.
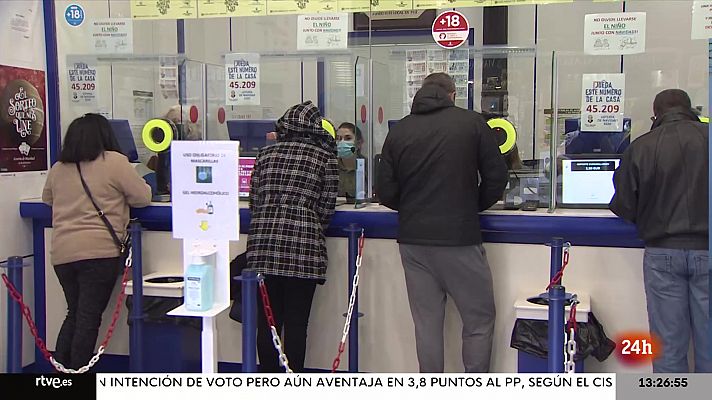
left=4, top=373, right=712, bottom=399
left=130, top=0, right=623, bottom=20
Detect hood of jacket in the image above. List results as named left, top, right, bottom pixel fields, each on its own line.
left=411, top=84, right=455, bottom=115
left=651, top=107, right=702, bottom=130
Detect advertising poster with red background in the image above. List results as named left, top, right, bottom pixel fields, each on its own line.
left=0, top=64, right=47, bottom=172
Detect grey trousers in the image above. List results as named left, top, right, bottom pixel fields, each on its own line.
left=399, top=243, right=496, bottom=373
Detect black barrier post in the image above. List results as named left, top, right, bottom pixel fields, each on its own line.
left=547, top=284, right=566, bottom=373
left=128, top=222, right=145, bottom=372
left=240, top=269, right=258, bottom=372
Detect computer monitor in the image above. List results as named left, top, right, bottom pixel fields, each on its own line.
left=108, top=119, right=139, bottom=162
left=238, top=156, right=256, bottom=199
left=227, top=120, right=276, bottom=155
left=564, top=118, right=631, bottom=155
left=559, top=154, right=621, bottom=208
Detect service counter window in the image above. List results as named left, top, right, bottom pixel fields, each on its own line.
left=549, top=48, right=708, bottom=211
left=50, top=0, right=708, bottom=212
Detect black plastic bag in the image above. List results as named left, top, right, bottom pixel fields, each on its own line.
left=510, top=312, right=616, bottom=362
left=125, top=295, right=201, bottom=330
left=228, top=252, right=248, bottom=323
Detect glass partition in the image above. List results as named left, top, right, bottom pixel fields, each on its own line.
left=53, top=0, right=709, bottom=212
left=551, top=48, right=709, bottom=211
left=64, top=54, right=206, bottom=164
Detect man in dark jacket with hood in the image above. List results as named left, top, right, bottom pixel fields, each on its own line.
left=610, top=89, right=710, bottom=373
left=377, top=73, right=508, bottom=372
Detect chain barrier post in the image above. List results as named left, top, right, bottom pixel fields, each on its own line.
left=344, top=223, right=362, bottom=373
left=547, top=284, right=566, bottom=373
left=549, top=237, right=564, bottom=283
left=128, top=221, right=144, bottom=373
left=3, top=256, right=24, bottom=373
left=241, top=268, right=258, bottom=372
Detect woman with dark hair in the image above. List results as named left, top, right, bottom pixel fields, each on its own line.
left=336, top=122, right=366, bottom=200
left=247, top=101, right=339, bottom=372
left=42, top=113, right=152, bottom=370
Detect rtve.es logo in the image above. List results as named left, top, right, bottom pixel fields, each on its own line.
left=35, top=375, right=73, bottom=389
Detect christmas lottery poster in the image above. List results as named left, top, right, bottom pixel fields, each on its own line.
left=0, top=64, right=47, bottom=172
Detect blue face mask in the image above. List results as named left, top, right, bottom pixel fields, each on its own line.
left=337, top=140, right=356, bottom=158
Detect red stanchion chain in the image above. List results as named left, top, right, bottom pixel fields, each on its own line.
left=546, top=245, right=571, bottom=290
left=258, top=277, right=293, bottom=373
left=331, top=229, right=366, bottom=373
left=1, top=251, right=132, bottom=373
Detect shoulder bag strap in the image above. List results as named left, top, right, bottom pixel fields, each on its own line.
left=76, top=163, right=125, bottom=252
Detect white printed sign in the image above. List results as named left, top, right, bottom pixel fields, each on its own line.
left=90, top=18, right=133, bottom=54
left=692, top=1, right=712, bottom=40
left=584, top=12, right=646, bottom=55
left=225, top=53, right=260, bottom=106
left=171, top=141, right=240, bottom=241
left=297, top=14, right=348, bottom=50
left=67, top=58, right=98, bottom=107
left=581, top=73, right=625, bottom=132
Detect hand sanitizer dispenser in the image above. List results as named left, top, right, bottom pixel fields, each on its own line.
left=184, top=245, right=215, bottom=312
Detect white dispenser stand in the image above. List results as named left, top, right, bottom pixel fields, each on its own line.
left=168, top=140, right=240, bottom=373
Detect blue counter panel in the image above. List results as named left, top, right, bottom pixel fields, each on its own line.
left=20, top=202, right=643, bottom=248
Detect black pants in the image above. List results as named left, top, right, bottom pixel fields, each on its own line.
left=53, top=257, right=121, bottom=369
left=256, top=275, right=317, bottom=373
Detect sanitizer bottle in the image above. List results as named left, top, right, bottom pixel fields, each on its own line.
left=184, top=253, right=214, bottom=311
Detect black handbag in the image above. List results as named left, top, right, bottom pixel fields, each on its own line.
left=76, top=163, right=130, bottom=259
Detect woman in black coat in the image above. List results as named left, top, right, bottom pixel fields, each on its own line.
left=247, top=101, right=339, bottom=372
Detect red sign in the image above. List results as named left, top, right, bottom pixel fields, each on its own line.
left=431, top=11, right=469, bottom=49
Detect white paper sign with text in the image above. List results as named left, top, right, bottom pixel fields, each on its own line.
left=581, top=73, right=626, bottom=132
left=225, top=53, right=260, bottom=106
left=298, top=14, right=348, bottom=50
left=171, top=141, right=239, bottom=240
left=584, top=12, right=646, bottom=55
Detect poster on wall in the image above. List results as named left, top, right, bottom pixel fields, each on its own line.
left=692, top=1, right=712, bottom=40
left=405, top=48, right=469, bottom=113
left=297, top=14, right=348, bottom=50
left=580, top=73, right=625, bottom=133
left=67, top=58, right=99, bottom=108
left=5, top=1, right=39, bottom=64
left=171, top=141, right=239, bottom=240
left=198, top=0, right=266, bottom=17
left=584, top=12, right=646, bottom=55
left=0, top=64, right=47, bottom=173
left=225, top=53, right=261, bottom=106
left=90, top=18, right=134, bottom=54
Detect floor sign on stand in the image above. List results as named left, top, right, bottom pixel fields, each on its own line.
left=167, top=140, right=240, bottom=373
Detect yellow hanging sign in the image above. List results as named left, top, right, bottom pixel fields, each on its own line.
left=267, top=0, right=338, bottom=15
left=337, top=0, right=371, bottom=13
left=413, top=1, right=492, bottom=10
left=197, top=0, right=267, bottom=18
left=130, top=0, right=198, bottom=20
left=370, top=0, right=414, bottom=12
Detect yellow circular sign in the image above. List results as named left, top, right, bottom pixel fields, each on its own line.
left=142, top=119, right=174, bottom=153
left=487, top=118, right=517, bottom=154
left=322, top=119, right=336, bottom=138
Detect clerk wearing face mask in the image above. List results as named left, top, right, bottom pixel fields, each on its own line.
left=336, top=122, right=364, bottom=200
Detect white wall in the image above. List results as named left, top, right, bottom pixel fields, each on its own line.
left=0, top=0, right=48, bottom=373
left=39, top=212, right=650, bottom=373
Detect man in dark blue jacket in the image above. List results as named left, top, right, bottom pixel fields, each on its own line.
left=377, top=73, right=508, bottom=372
left=610, top=89, right=710, bottom=373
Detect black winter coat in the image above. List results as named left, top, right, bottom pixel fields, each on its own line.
left=610, top=108, right=709, bottom=249
left=376, top=85, right=508, bottom=246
